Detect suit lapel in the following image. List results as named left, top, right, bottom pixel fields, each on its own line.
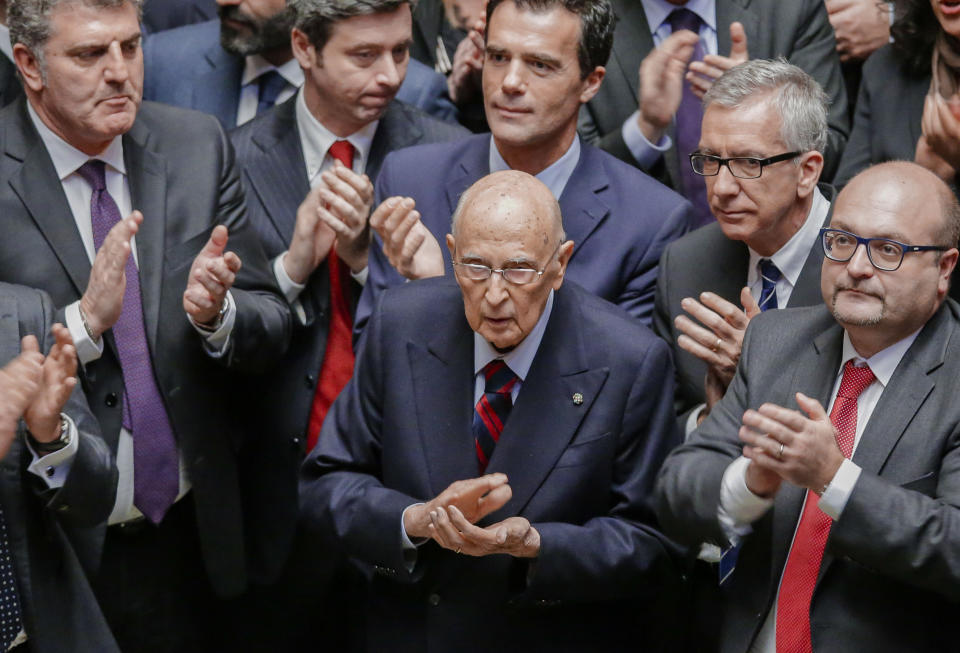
left=124, top=122, right=167, bottom=351
left=194, top=45, right=242, bottom=127
left=609, top=1, right=654, bottom=102
left=445, top=137, right=489, bottom=216
left=487, top=288, right=609, bottom=518
left=787, top=185, right=834, bottom=308
left=366, top=102, right=424, bottom=184
left=558, top=146, right=611, bottom=256
left=409, top=310, right=477, bottom=496
left=246, top=99, right=309, bottom=245
left=5, top=101, right=91, bottom=297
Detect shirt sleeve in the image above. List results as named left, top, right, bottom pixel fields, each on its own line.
left=621, top=110, right=673, bottom=169
left=65, top=300, right=104, bottom=365
left=718, top=455, right=775, bottom=542
left=188, top=290, right=236, bottom=357
left=273, top=253, right=308, bottom=325
left=25, top=413, right=80, bottom=489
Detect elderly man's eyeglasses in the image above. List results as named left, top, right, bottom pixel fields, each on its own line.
left=453, top=242, right=562, bottom=285
left=689, top=152, right=800, bottom=179
left=820, top=228, right=949, bottom=272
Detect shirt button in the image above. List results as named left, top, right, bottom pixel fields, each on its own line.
left=427, top=593, right=440, bottom=607
left=305, top=374, right=316, bottom=388
left=105, top=392, right=118, bottom=407
left=44, top=467, right=55, bottom=478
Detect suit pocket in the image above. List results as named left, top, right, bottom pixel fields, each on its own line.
left=900, top=471, right=938, bottom=496
left=163, top=227, right=215, bottom=272
left=555, top=431, right=611, bottom=469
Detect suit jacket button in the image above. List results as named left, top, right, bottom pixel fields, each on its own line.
left=305, top=374, right=316, bottom=388
left=427, top=593, right=440, bottom=606
left=291, top=435, right=303, bottom=447
left=105, top=392, right=118, bottom=407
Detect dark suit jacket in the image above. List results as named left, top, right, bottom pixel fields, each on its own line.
left=580, top=0, right=850, bottom=184
left=0, top=98, right=291, bottom=598
left=834, top=45, right=928, bottom=188
left=653, top=184, right=834, bottom=421
left=0, top=56, right=22, bottom=110
left=142, top=19, right=460, bottom=128
left=229, top=96, right=467, bottom=582
left=141, top=0, right=216, bottom=34
left=0, top=283, right=119, bottom=653
left=301, top=277, right=684, bottom=651
left=359, top=133, right=693, bottom=331
left=657, top=302, right=960, bottom=652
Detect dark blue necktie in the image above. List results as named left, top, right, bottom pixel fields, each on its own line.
left=0, top=506, right=22, bottom=650
left=473, top=361, right=518, bottom=474
left=758, top=259, right=782, bottom=311
left=256, top=70, right=287, bottom=115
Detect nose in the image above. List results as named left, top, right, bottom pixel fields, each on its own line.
left=483, top=271, right=509, bottom=307
left=845, top=243, right=875, bottom=278
left=709, top=163, right=741, bottom=200
left=501, top=60, right=525, bottom=95
left=375, top=54, right=402, bottom=90
left=103, top=41, right=130, bottom=84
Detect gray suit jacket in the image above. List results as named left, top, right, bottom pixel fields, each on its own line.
left=581, top=0, right=849, bottom=184
left=229, top=96, right=467, bottom=582
left=0, top=98, right=291, bottom=597
left=0, top=283, right=119, bottom=653
left=656, top=302, right=960, bottom=652
left=653, top=184, right=834, bottom=421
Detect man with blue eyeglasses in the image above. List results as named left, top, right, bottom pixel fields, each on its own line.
left=657, top=159, right=960, bottom=652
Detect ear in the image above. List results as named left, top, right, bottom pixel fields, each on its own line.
left=939, top=247, right=958, bottom=300
left=578, top=66, right=604, bottom=104
left=13, top=43, right=43, bottom=93
left=795, top=150, right=824, bottom=200
left=446, top=233, right=456, bottom=260
left=290, top=28, right=317, bottom=71
left=551, top=240, right=575, bottom=290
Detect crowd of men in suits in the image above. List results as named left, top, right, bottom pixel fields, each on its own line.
left=0, top=0, right=957, bottom=651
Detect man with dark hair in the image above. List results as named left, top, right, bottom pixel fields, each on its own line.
left=360, top=0, right=692, bottom=330
left=3, top=0, right=291, bottom=650
left=302, top=170, right=684, bottom=651
left=657, top=161, right=960, bottom=651
left=142, top=0, right=459, bottom=127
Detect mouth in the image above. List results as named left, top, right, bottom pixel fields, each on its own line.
left=835, top=286, right=882, bottom=301
left=713, top=207, right=749, bottom=221
left=491, top=103, right=532, bottom=118
left=940, top=0, right=960, bottom=14
left=100, top=95, right=133, bottom=108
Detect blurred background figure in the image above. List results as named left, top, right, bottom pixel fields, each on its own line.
left=824, top=0, right=893, bottom=119
left=141, top=0, right=216, bottom=32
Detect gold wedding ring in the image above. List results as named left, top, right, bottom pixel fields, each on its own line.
left=778, top=442, right=784, bottom=460
left=712, top=337, right=722, bottom=352
left=455, top=547, right=461, bottom=554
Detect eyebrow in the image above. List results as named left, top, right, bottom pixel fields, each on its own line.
left=830, top=221, right=911, bottom=243
left=459, top=253, right=538, bottom=267
left=64, top=31, right=141, bottom=54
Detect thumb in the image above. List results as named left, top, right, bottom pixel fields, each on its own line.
left=795, top=392, right=828, bottom=422
left=201, top=225, right=229, bottom=257
left=729, top=22, right=748, bottom=61
left=20, top=335, right=39, bottom=354
left=741, top=286, right=761, bottom=320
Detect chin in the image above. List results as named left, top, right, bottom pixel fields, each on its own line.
left=830, top=298, right=883, bottom=327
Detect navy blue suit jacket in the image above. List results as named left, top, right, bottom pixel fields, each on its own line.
left=359, top=134, right=693, bottom=332
left=142, top=19, right=459, bottom=128
left=301, top=277, right=684, bottom=651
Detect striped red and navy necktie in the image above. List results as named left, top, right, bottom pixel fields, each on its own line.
left=473, top=360, right=519, bottom=474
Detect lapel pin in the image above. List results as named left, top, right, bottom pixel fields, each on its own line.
left=572, top=392, right=583, bottom=406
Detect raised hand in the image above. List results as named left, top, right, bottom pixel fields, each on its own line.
left=447, top=22, right=485, bottom=105
left=825, top=0, right=890, bottom=62
left=636, top=29, right=700, bottom=143
left=919, top=93, right=960, bottom=178
left=370, top=197, right=445, bottom=280
left=80, top=211, right=142, bottom=340
left=23, top=325, right=79, bottom=443
left=183, top=225, right=242, bottom=326
left=687, top=22, right=749, bottom=99
left=0, top=338, right=44, bottom=459
left=319, top=162, right=375, bottom=273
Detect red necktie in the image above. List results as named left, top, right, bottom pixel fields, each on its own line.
left=473, top=360, right=518, bottom=474
left=307, top=140, right=356, bottom=451
left=775, top=360, right=875, bottom=652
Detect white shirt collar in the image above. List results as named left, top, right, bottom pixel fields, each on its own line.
left=26, top=101, right=126, bottom=179
left=473, top=289, right=555, bottom=381
left=0, top=24, right=12, bottom=62
left=748, top=186, right=830, bottom=292
left=839, top=327, right=920, bottom=388
left=640, top=0, right=717, bottom=35
left=295, top=87, right=379, bottom=180
left=241, top=54, right=304, bottom=88
left=488, top=135, right=580, bottom=200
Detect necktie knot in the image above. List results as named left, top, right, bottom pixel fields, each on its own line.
left=482, top=360, right=518, bottom=395
left=328, top=140, right=355, bottom=169
left=256, top=69, right=287, bottom=115
left=837, top=359, right=875, bottom=400
left=758, top=259, right=781, bottom=311
left=668, top=7, right=702, bottom=34
left=76, top=159, right=107, bottom=192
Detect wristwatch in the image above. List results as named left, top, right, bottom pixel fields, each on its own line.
left=28, top=415, right=71, bottom=455
left=196, top=297, right=229, bottom=332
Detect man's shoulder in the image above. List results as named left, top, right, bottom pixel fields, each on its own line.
left=134, top=101, right=225, bottom=139
left=143, top=18, right=219, bottom=53
left=558, top=281, right=667, bottom=356
left=373, top=277, right=465, bottom=336
left=576, top=142, right=688, bottom=209
left=380, top=132, right=486, bottom=172
left=664, top=223, right=740, bottom=261
left=381, top=100, right=470, bottom=145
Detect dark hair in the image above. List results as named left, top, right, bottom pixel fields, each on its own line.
left=484, top=0, right=617, bottom=79
left=291, top=0, right=413, bottom=51
left=890, top=0, right=941, bottom=77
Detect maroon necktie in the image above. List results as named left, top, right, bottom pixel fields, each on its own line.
left=77, top=160, right=179, bottom=524
left=775, top=360, right=875, bottom=652
left=307, top=141, right=356, bottom=451
left=473, top=360, right=519, bottom=474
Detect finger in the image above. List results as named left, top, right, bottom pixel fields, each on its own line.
left=319, top=188, right=365, bottom=231
left=689, top=59, right=727, bottom=81
left=728, top=21, right=749, bottom=60
left=382, top=198, right=417, bottom=235
left=223, top=251, right=242, bottom=274
left=205, top=257, right=237, bottom=289
left=316, top=207, right=354, bottom=239
left=476, top=483, right=512, bottom=517
left=741, top=286, right=761, bottom=320
left=387, top=211, right=421, bottom=258
left=193, top=265, right=228, bottom=297
left=199, top=224, right=229, bottom=259
left=686, top=72, right=712, bottom=98
left=329, top=165, right=373, bottom=204
left=398, top=222, right=427, bottom=265
left=795, top=392, right=830, bottom=422
left=699, top=291, right=750, bottom=330
left=738, top=427, right=785, bottom=464
left=447, top=505, right=491, bottom=540
left=20, top=335, right=39, bottom=354
left=741, top=408, right=798, bottom=446
left=741, top=444, right=785, bottom=473
left=674, top=313, right=728, bottom=354
left=661, top=28, right=701, bottom=58
left=183, top=286, right=217, bottom=312
left=676, top=332, right=728, bottom=369
left=322, top=169, right=364, bottom=209
left=369, top=197, right=400, bottom=230
left=432, top=507, right=466, bottom=551
left=50, top=323, right=75, bottom=349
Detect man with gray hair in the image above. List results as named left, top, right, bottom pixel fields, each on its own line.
left=1, top=0, right=291, bottom=650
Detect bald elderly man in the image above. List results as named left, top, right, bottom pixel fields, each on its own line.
left=300, top=170, right=684, bottom=651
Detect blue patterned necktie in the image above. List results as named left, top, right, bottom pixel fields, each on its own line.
left=0, top=508, right=21, bottom=650
left=256, top=70, right=287, bottom=115
left=77, top=160, right=179, bottom=524
left=758, top=258, right=782, bottom=311
left=473, top=360, right=518, bottom=474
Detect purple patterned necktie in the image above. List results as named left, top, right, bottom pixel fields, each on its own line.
left=77, top=160, right=178, bottom=524
left=668, top=8, right=712, bottom=227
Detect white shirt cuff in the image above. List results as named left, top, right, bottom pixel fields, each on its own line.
left=26, top=413, right=79, bottom=489
left=273, top=253, right=308, bottom=324
left=718, top=456, right=774, bottom=542
left=65, top=301, right=104, bottom=365
left=350, top=265, right=369, bottom=287
left=188, top=290, right=236, bottom=357
left=817, top=458, right=861, bottom=520
left=621, top=110, right=672, bottom=169
left=401, top=503, right=428, bottom=572
left=685, top=403, right=707, bottom=438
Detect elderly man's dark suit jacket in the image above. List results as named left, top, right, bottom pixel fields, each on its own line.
left=358, top=134, right=693, bottom=332
left=657, top=302, right=960, bottom=652
left=653, top=184, right=834, bottom=421
left=0, top=283, right=119, bottom=652
left=580, top=0, right=849, bottom=183
left=229, top=96, right=467, bottom=582
left=142, top=19, right=460, bottom=127
left=0, top=98, right=291, bottom=598
left=301, top=277, right=685, bottom=651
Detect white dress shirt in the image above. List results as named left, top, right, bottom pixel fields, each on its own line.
left=235, top=55, right=303, bottom=126
left=488, top=135, right=580, bottom=200
left=718, top=328, right=919, bottom=652
left=622, top=0, right=718, bottom=168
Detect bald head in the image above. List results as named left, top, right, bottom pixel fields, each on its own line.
left=451, top=170, right=564, bottom=244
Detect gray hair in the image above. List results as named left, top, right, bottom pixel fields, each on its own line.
left=9, top=0, right=143, bottom=72
left=290, top=0, right=414, bottom=51
left=703, top=58, right=829, bottom=154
